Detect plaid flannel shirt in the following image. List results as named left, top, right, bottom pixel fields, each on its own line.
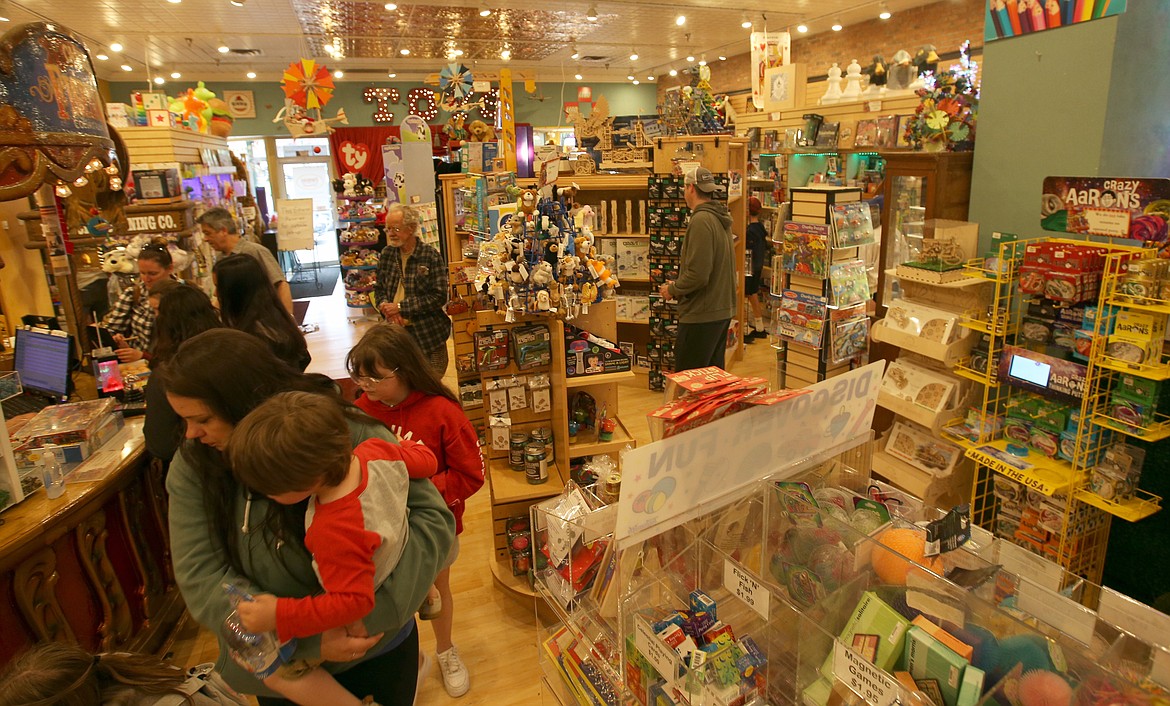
left=374, top=240, right=451, bottom=355
left=103, top=282, right=155, bottom=345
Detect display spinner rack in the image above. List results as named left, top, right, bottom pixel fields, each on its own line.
left=936, top=239, right=1163, bottom=593
left=475, top=301, right=635, bottom=599
left=336, top=194, right=383, bottom=322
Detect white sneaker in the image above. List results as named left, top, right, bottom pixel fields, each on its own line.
left=412, top=652, right=432, bottom=706
left=436, top=646, right=470, bottom=697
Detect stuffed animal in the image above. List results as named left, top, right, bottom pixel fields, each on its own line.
left=341, top=173, right=359, bottom=197
left=530, top=260, right=555, bottom=286
left=588, top=258, right=619, bottom=288
left=355, top=174, right=375, bottom=196
left=518, top=188, right=539, bottom=215
left=101, top=246, right=136, bottom=275
left=535, top=289, right=551, bottom=311
left=443, top=114, right=468, bottom=148
left=467, top=119, right=495, bottom=142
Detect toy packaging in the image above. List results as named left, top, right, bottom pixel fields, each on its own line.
left=828, top=259, right=870, bottom=308
left=830, top=202, right=876, bottom=248
left=564, top=325, right=631, bottom=377
left=475, top=328, right=511, bottom=372
left=13, top=399, right=124, bottom=472
left=780, top=221, right=831, bottom=278
left=512, top=323, right=552, bottom=370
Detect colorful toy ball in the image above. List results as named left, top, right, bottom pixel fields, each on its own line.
left=870, top=527, right=942, bottom=585
left=1016, top=669, right=1073, bottom=706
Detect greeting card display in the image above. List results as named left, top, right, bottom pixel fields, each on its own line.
left=780, top=221, right=831, bottom=278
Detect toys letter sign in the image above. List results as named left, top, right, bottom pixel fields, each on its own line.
left=1041, top=176, right=1170, bottom=245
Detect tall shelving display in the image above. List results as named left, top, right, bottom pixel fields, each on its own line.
left=923, top=238, right=1164, bottom=590
left=336, top=194, right=383, bottom=320
left=475, top=301, right=635, bottom=598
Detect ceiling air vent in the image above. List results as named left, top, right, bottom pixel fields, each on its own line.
left=229, top=48, right=263, bottom=56
left=578, top=55, right=612, bottom=63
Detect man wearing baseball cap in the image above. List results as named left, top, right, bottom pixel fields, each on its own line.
left=657, top=167, right=736, bottom=371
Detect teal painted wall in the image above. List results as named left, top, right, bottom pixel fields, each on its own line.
left=967, top=17, right=1120, bottom=247
left=1100, top=2, right=1170, bottom=177
left=105, top=80, right=659, bottom=137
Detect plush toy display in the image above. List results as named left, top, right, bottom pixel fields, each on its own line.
left=467, top=119, right=495, bottom=142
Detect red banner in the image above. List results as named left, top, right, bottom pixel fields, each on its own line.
left=328, top=127, right=399, bottom=183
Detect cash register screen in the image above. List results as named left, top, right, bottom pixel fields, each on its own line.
left=14, top=328, right=71, bottom=398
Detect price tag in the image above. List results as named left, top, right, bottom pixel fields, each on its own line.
left=997, top=541, right=1064, bottom=591
left=1016, top=577, right=1096, bottom=647
left=832, top=642, right=899, bottom=706
left=724, top=560, right=769, bottom=620
left=635, top=618, right=679, bottom=691
left=1099, top=588, right=1170, bottom=648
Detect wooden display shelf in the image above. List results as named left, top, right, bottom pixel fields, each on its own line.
left=488, top=457, right=565, bottom=505
left=871, top=448, right=973, bottom=505
left=489, top=553, right=536, bottom=599
left=617, top=318, right=648, bottom=325
left=875, top=389, right=966, bottom=436
left=870, top=321, right=977, bottom=366
left=1073, top=488, right=1162, bottom=522
left=119, top=126, right=229, bottom=165
left=568, top=416, right=634, bottom=457
left=965, top=439, right=1083, bottom=497
left=565, top=370, right=636, bottom=388
left=594, top=232, right=650, bottom=239
left=559, top=174, right=649, bottom=190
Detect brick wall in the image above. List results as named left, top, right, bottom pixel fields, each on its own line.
left=657, top=0, right=985, bottom=98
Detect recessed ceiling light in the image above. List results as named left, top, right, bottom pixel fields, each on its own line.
left=333, top=69, right=344, bottom=78
left=574, top=73, right=583, bottom=80
left=120, top=64, right=133, bottom=71
left=831, top=20, right=842, bottom=31
left=167, top=0, right=181, bottom=4
left=96, top=53, right=109, bottom=61
left=400, top=48, right=410, bottom=55
left=685, top=55, right=694, bottom=62
left=384, top=2, right=396, bottom=8
left=586, top=4, right=597, bottom=21
left=500, top=48, right=511, bottom=60
left=170, top=71, right=181, bottom=78
left=646, top=75, right=654, bottom=81
left=110, top=43, right=123, bottom=52
left=796, top=24, right=808, bottom=33
left=218, top=44, right=230, bottom=53
left=668, top=68, right=677, bottom=77
left=698, top=59, right=707, bottom=66
left=718, top=55, right=726, bottom=61
left=246, top=70, right=257, bottom=78
left=479, top=1, right=491, bottom=16
left=570, top=45, right=579, bottom=60
left=230, top=0, right=245, bottom=6
left=453, top=49, right=464, bottom=56
left=629, top=49, right=638, bottom=61
left=626, top=72, right=634, bottom=80
left=675, top=15, right=685, bottom=25
left=153, top=76, right=166, bottom=84
left=740, top=13, right=752, bottom=28
left=388, top=71, right=397, bottom=78
left=879, top=8, right=892, bottom=19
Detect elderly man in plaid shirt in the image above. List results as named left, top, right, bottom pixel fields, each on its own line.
left=374, top=202, right=452, bottom=374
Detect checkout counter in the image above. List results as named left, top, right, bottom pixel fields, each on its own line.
left=0, top=378, right=185, bottom=668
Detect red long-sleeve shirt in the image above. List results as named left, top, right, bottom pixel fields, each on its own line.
left=356, top=390, right=484, bottom=534
left=274, top=437, right=436, bottom=642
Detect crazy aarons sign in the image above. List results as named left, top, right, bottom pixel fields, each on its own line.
left=1041, top=176, right=1170, bottom=246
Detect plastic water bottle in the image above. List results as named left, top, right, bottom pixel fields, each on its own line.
left=41, top=444, right=65, bottom=499
left=221, top=582, right=296, bottom=679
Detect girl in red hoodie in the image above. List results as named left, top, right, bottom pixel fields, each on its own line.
left=346, top=324, right=484, bottom=698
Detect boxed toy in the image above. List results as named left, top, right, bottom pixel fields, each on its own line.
left=132, top=168, right=182, bottom=200
left=460, top=140, right=501, bottom=173
left=13, top=399, right=124, bottom=472
left=564, top=325, right=631, bottom=377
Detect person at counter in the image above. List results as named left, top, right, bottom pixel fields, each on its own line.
left=159, top=329, right=454, bottom=705
left=101, top=240, right=175, bottom=363
left=143, top=284, right=222, bottom=463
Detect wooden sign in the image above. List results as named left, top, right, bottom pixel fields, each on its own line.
left=124, top=204, right=195, bottom=235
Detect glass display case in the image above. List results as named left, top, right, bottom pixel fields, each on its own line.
left=882, top=176, right=927, bottom=306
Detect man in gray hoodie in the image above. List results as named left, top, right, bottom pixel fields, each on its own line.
left=658, top=167, right=737, bottom=371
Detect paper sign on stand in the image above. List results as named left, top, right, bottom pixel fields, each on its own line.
left=724, top=561, right=769, bottom=620
left=832, top=641, right=900, bottom=706
left=275, top=198, right=315, bottom=251
left=615, top=362, right=883, bottom=548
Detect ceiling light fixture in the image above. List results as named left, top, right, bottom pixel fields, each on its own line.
left=167, top=0, right=182, bottom=4
left=387, top=70, right=397, bottom=77
left=217, top=44, right=230, bottom=53
left=718, top=55, right=726, bottom=61
left=170, top=71, right=181, bottom=78
left=685, top=55, right=694, bottom=62
left=574, top=73, right=583, bottom=80
left=698, top=59, right=707, bottom=66
left=500, top=48, right=511, bottom=60
left=96, top=53, right=109, bottom=61
left=479, top=1, right=491, bottom=17
left=632, top=79, right=640, bottom=85
left=153, top=76, right=166, bottom=84
left=400, top=48, right=410, bottom=55
left=586, top=4, right=597, bottom=21
left=333, top=69, right=344, bottom=78
left=247, top=70, right=257, bottom=78
left=0, top=3, right=8, bottom=22
left=647, top=74, right=654, bottom=81
left=796, top=23, right=808, bottom=33
left=384, top=2, right=396, bottom=8
left=740, top=13, right=751, bottom=28
left=629, top=49, right=638, bottom=61
left=110, top=42, right=123, bottom=52
left=668, top=68, right=677, bottom=77
left=831, top=20, right=842, bottom=31
left=675, top=15, right=685, bottom=25
left=230, top=0, right=246, bottom=6
left=120, top=64, right=133, bottom=71
left=571, top=48, right=580, bottom=60
left=879, top=5, right=892, bottom=19
left=626, top=70, right=634, bottom=80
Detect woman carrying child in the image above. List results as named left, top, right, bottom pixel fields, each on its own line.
left=346, top=323, right=484, bottom=698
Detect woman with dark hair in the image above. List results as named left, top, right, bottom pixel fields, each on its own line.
left=346, top=323, right=483, bottom=698
left=143, top=284, right=223, bottom=462
left=213, top=254, right=311, bottom=371
left=159, top=329, right=454, bottom=706
left=103, top=239, right=175, bottom=362
left=0, top=641, right=245, bottom=706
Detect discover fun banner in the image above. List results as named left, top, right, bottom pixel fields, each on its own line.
left=615, top=361, right=883, bottom=548
left=985, top=0, right=1127, bottom=42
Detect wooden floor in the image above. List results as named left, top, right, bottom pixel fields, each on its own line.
left=168, top=278, right=779, bottom=705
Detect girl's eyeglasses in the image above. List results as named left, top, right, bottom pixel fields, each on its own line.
left=350, top=368, right=398, bottom=388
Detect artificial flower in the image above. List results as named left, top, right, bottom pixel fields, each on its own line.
left=926, top=110, right=950, bottom=131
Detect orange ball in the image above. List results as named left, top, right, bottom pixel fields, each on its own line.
left=870, top=527, right=943, bottom=585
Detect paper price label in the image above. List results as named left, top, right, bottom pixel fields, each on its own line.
left=724, top=560, right=769, bottom=620
left=1016, top=577, right=1096, bottom=647
left=832, top=642, right=899, bottom=706
left=1099, top=587, right=1170, bottom=648
left=635, top=618, right=679, bottom=691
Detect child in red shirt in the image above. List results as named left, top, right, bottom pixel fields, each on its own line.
left=228, top=390, right=438, bottom=706
left=347, top=324, right=484, bottom=698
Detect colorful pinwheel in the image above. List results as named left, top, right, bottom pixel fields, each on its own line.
left=439, top=63, right=474, bottom=100
left=282, top=59, right=335, bottom=110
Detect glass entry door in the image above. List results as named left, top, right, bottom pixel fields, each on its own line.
left=277, top=138, right=338, bottom=264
